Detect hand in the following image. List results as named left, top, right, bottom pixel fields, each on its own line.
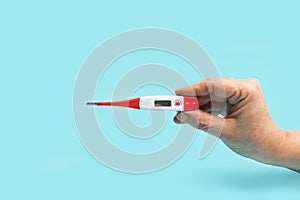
left=174, top=78, right=300, bottom=172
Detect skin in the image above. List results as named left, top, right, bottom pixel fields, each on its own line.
left=174, top=78, right=300, bottom=172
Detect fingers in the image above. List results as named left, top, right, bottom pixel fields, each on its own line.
left=175, top=78, right=224, bottom=96
left=175, top=83, right=201, bottom=97
left=198, top=95, right=212, bottom=106
left=176, top=78, right=251, bottom=105
left=174, top=110, right=228, bottom=138
left=199, top=101, right=231, bottom=116
left=200, top=101, right=225, bottom=112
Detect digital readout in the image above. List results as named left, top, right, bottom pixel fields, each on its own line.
left=154, top=100, right=172, bottom=107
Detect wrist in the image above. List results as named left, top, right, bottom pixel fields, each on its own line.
left=269, top=129, right=300, bottom=171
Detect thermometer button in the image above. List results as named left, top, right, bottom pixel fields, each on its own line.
left=174, top=101, right=181, bottom=107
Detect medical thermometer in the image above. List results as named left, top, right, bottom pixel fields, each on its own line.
left=87, top=96, right=199, bottom=111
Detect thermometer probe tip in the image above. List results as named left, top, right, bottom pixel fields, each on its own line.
left=86, top=102, right=97, bottom=105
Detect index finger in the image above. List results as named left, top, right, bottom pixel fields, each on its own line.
left=175, top=81, right=209, bottom=97
left=175, top=78, right=241, bottom=98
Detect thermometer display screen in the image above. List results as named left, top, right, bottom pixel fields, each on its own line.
left=154, top=100, right=171, bottom=107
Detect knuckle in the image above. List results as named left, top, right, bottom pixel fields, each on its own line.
left=246, top=78, right=261, bottom=89
left=241, top=78, right=261, bottom=96
left=229, top=84, right=244, bottom=102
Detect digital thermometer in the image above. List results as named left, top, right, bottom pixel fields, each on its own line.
left=87, top=96, right=199, bottom=111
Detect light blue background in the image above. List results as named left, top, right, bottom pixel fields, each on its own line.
left=1, top=0, right=300, bottom=199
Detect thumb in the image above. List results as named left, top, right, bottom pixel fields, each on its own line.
left=175, top=110, right=228, bottom=138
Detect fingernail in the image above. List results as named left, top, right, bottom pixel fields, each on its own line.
left=173, top=116, right=180, bottom=124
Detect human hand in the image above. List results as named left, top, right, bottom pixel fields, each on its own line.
left=174, top=78, right=300, bottom=171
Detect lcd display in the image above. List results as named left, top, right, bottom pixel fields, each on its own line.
left=155, top=100, right=172, bottom=107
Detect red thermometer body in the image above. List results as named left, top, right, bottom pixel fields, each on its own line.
left=87, top=96, right=199, bottom=111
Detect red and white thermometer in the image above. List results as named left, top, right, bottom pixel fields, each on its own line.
left=87, top=96, right=199, bottom=111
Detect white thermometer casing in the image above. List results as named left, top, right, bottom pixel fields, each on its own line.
left=139, top=96, right=199, bottom=111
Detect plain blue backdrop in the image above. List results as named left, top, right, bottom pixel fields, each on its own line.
left=1, top=0, right=300, bottom=199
